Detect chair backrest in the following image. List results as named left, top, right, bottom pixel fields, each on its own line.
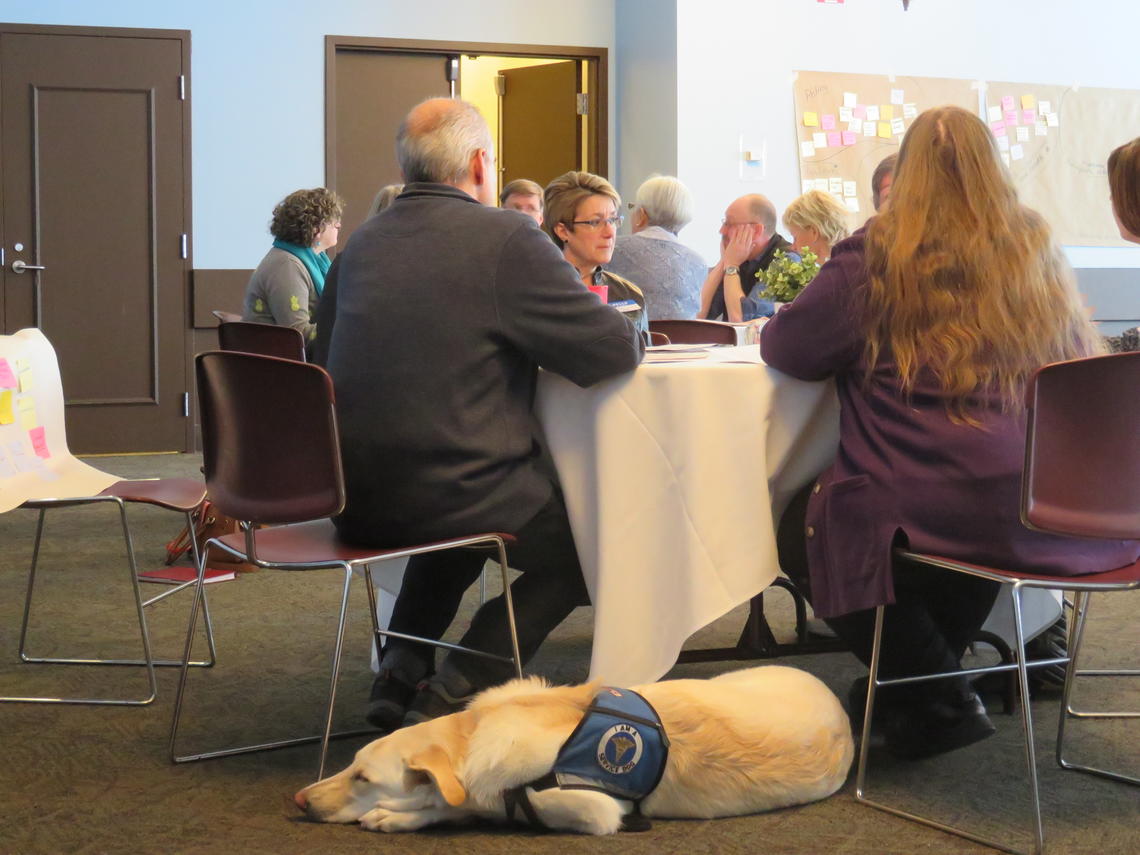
left=217, top=321, right=306, bottom=362
left=648, top=319, right=736, bottom=345
left=211, top=309, right=243, bottom=324
left=648, top=331, right=671, bottom=346
left=195, top=351, right=344, bottom=524
left=1022, top=351, right=1140, bottom=539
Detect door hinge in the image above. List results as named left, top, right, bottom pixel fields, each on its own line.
left=576, top=93, right=589, bottom=116
left=182, top=392, right=190, bottom=418
left=178, top=75, right=186, bottom=100
left=180, top=234, right=188, bottom=259
left=495, top=74, right=506, bottom=97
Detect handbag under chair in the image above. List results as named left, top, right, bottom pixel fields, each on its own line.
left=170, top=351, right=520, bottom=780
left=0, top=328, right=213, bottom=707
left=856, top=350, right=1140, bottom=855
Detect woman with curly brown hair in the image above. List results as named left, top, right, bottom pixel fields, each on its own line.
left=242, top=187, right=344, bottom=345
left=762, top=105, right=1140, bottom=759
left=1108, top=136, right=1140, bottom=243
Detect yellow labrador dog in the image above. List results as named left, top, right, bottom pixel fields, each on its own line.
left=295, top=665, right=853, bottom=835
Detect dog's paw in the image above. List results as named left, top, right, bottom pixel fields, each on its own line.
left=359, top=807, right=422, bottom=832
left=527, top=788, right=626, bottom=835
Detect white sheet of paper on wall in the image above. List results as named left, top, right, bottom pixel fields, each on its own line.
left=1038, top=100, right=1051, bottom=115
left=890, top=89, right=904, bottom=105
left=839, top=106, right=853, bottom=122
left=1011, top=144, right=1025, bottom=161
left=987, top=105, right=1002, bottom=122
left=843, top=92, right=857, bottom=108
left=1046, top=112, right=1059, bottom=127
left=865, top=105, right=880, bottom=121
left=847, top=119, right=862, bottom=133
left=801, top=140, right=815, bottom=159
left=997, top=134, right=1010, bottom=152
left=843, top=180, right=857, bottom=197
left=891, top=117, right=905, bottom=135
left=813, top=132, right=828, bottom=148
left=814, top=178, right=829, bottom=192
left=844, top=198, right=860, bottom=213
left=1015, top=126, right=1029, bottom=142
left=863, top=121, right=876, bottom=137
left=1035, top=121, right=1048, bottom=137
left=802, top=179, right=813, bottom=194
left=828, top=177, right=844, bottom=194
left=903, top=103, right=917, bottom=119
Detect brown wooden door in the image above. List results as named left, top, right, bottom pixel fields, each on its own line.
left=0, top=28, right=190, bottom=453
left=500, top=61, right=580, bottom=189
left=332, top=50, right=452, bottom=245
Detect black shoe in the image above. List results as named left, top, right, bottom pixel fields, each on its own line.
left=883, top=692, right=996, bottom=760
left=365, top=669, right=417, bottom=731
left=402, top=679, right=473, bottom=726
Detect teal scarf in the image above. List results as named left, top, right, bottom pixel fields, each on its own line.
left=272, top=240, right=332, bottom=296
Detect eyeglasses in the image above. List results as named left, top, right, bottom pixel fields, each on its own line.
left=721, top=220, right=761, bottom=228
left=570, top=215, right=624, bottom=230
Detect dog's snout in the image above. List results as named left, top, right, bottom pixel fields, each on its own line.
left=293, top=790, right=309, bottom=812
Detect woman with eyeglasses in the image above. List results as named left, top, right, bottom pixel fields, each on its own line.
left=543, top=171, right=648, bottom=335
left=242, top=187, right=344, bottom=349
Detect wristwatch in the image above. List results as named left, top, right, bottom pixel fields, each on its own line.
left=724, top=265, right=740, bottom=276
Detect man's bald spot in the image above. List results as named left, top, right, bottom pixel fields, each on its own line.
left=739, top=194, right=777, bottom=233
left=403, top=97, right=464, bottom=138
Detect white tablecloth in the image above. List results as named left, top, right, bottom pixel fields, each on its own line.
left=535, top=344, right=839, bottom=685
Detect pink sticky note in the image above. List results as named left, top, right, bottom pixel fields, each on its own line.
left=1022, top=109, right=1036, bottom=124
left=1001, top=95, right=1015, bottom=111
left=1004, top=109, right=1019, bottom=127
left=0, top=358, right=16, bottom=388
left=853, top=104, right=867, bottom=119
left=991, top=121, right=1007, bottom=137
left=821, top=114, right=836, bottom=130
left=827, top=131, right=841, bottom=147
left=842, top=131, right=857, bottom=146
left=29, top=425, right=50, bottom=459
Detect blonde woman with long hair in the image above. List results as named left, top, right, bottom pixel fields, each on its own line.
left=762, top=105, right=1139, bottom=759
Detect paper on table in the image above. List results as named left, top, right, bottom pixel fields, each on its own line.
left=644, top=350, right=710, bottom=363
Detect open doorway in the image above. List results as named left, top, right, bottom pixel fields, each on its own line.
left=325, top=36, right=606, bottom=245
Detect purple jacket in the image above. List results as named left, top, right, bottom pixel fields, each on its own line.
left=761, top=232, right=1140, bottom=618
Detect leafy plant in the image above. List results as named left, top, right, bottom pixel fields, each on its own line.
left=755, top=247, right=821, bottom=303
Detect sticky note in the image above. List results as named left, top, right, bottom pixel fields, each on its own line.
left=843, top=180, right=857, bottom=197
left=880, top=105, right=894, bottom=121
left=28, top=426, right=50, bottom=459
left=891, top=117, right=906, bottom=135
left=17, top=369, right=33, bottom=393
left=1035, top=121, right=1048, bottom=137
left=1001, top=152, right=1011, bottom=168
left=804, top=111, right=820, bottom=127
left=1021, top=94, right=1036, bottom=110
left=890, top=89, right=904, bottom=105
left=0, top=359, right=16, bottom=388
left=0, top=390, right=13, bottom=425
left=853, top=104, right=867, bottom=119
left=842, top=130, right=857, bottom=146
left=18, top=398, right=37, bottom=430
left=863, top=121, right=876, bottom=137
left=991, top=121, right=1007, bottom=137
left=813, top=178, right=829, bottom=192
left=813, top=132, right=828, bottom=148
left=1046, top=112, right=1059, bottom=127
left=1001, top=95, right=1015, bottom=111
left=866, top=105, right=880, bottom=121
left=827, top=131, right=841, bottom=147
left=988, top=105, right=1002, bottom=122
left=1004, top=109, right=1019, bottom=127
left=877, top=122, right=892, bottom=139
left=1038, top=100, right=1052, bottom=115
left=997, top=134, right=1010, bottom=152
left=1022, top=109, right=1036, bottom=125
left=847, top=119, right=862, bottom=133
left=1016, top=126, right=1030, bottom=142
left=801, top=140, right=816, bottom=159
left=822, top=114, right=836, bottom=130
left=843, top=92, right=857, bottom=108
left=844, top=198, right=860, bottom=213
left=828, top=177, right=844, bottom=194
left=903, top=103, right=917, bottom=119
left=1011, top=144, right=1025, bottom=161
left=839, top=106, right=853, bottom=122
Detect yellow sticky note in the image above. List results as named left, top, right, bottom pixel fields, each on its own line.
left=0, top=390, right=13, bottom=425
left=803, top=111, right=819, bottom=127
left=19, top=399, right=37, bottom=430
left=880, top=104, right=894, bottom=121
left=878, top=122, right=893, bottom=139
left=1021, top=94, right=1036, bottom=110
left=17, top=368, right=33, bottom=393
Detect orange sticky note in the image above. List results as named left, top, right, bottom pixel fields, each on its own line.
left=1021, top=94, right=1036, bottom=110
left=803, top=111, right=820, bottom=127
left=0, top=390, right=13, bottom=425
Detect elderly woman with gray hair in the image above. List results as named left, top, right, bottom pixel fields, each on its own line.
left=606, top=175, right=708, bottom=319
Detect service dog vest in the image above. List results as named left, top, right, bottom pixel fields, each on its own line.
left=504, top=687, right=669, bottom=829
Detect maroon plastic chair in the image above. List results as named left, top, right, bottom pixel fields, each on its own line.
left=648, top=331, right=671, bottom=346
left=217, top=320, right=306, bottom=362
left=171, top=351, right=519, bottom=779
left=648, top=318, right=737, bottom=345
left=856, top=351, right=1140, bottom=855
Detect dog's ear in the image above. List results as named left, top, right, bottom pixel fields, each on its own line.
left=407, top=745, right=466, bottom=807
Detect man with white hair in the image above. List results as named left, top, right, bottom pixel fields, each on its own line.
left=699, top=193, right=793, bottom=322
left=607, top=175, right=708, bottom=319
left=315, top=98, right=643, bottom=728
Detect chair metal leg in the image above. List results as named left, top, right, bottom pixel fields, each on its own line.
left=1059, top=595, right=1139, bottom=720
left=494, top=537, right=523, bottom=679
left=1011, top=585, right=1047, bottom=855
left=2, top=500, right=158, bottom=706
left=1055, top=592, right=1140, bottom=785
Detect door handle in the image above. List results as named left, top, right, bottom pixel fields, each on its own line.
left=11, top=260, right=45, bottom=274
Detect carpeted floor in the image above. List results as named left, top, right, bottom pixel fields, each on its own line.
left=0, top=454, right=1136, bottom=855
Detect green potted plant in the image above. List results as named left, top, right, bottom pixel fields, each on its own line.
left=755, top=247, right=821, bottom=303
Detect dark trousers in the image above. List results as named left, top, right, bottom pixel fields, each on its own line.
left=777, top=483, right=1000, bottom=696
left=382, top=490, right=588, bottom=691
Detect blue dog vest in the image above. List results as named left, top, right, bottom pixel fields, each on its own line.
left=503, top=687, right=670, bottom=828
